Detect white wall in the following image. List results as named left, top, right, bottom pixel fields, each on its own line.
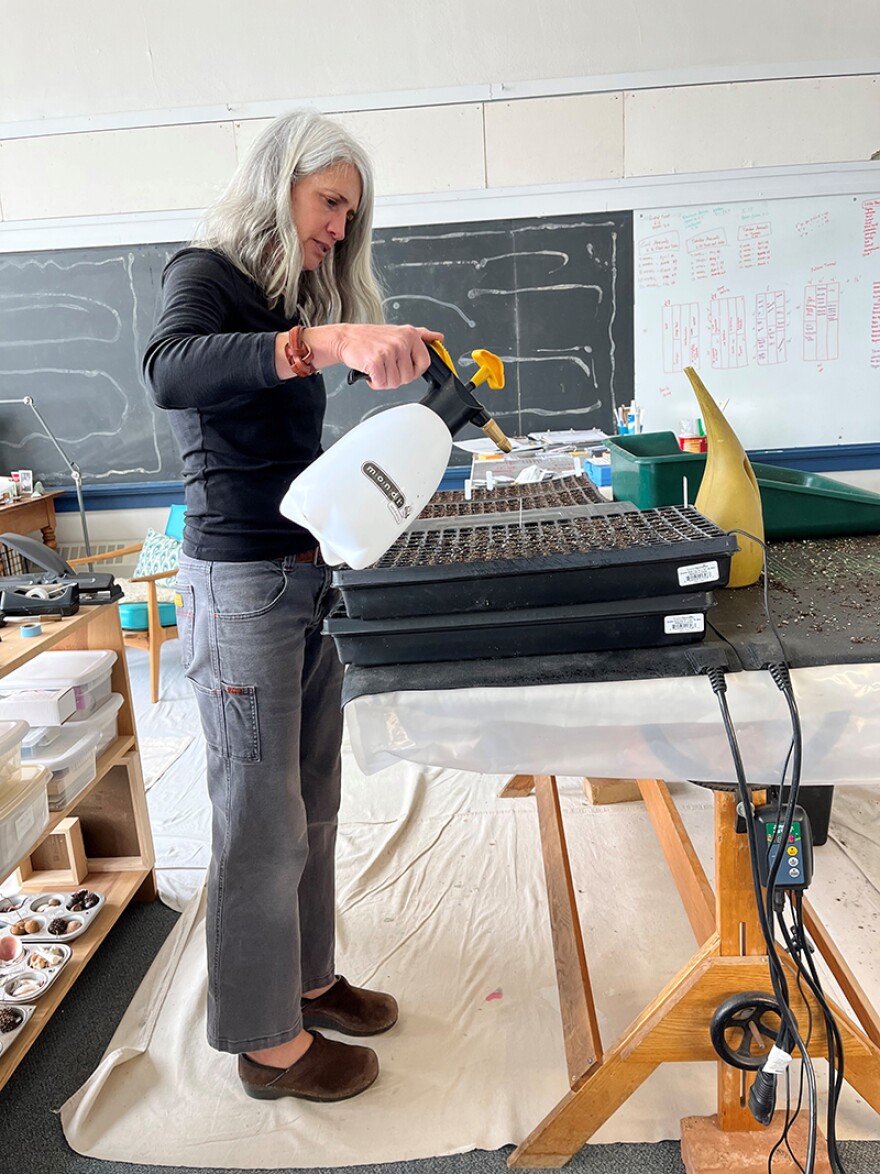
left=1, top=1, right=879, bottom=242
left=3, top=1, right=879, bottom=540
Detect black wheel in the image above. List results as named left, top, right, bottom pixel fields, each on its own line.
left=710, top=992, right=782, bottom=1070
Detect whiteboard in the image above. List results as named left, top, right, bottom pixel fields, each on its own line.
left=634, top=192, right=880, bottom=449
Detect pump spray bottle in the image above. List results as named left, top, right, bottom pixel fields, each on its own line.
left=280, top=342, right=510, bottom=569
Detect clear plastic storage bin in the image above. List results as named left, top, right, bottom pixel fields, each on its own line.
left=21, top=725, right=64, bottom=760
left=0, top=722, right=27, bottom=793
left=1, top=651, right=116, bottom=717
left=65, top=693, right=124, bottom=756
left=0, top=763, right=51, bottom=878
left=28, top=729, right=100, bottom=813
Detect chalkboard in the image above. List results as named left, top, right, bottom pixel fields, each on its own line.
left=0, top=211, right=633, bottom=484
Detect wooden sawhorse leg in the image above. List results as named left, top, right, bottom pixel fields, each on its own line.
left=500, top=776, right=880, bottom=1170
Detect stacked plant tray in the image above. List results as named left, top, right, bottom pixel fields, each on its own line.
left=325, top=483, right=738, bottom=666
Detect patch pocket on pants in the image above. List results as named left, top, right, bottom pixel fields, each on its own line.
left=220, top=683, right=260, bottom=761
left=191, top=681, right=260, bottom=762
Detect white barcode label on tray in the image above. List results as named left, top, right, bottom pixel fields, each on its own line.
left=677, top=561, right=719, bottom=586
left=14, top=806, right=35, bottom=840
left=665, top=614, right=705, bottom=634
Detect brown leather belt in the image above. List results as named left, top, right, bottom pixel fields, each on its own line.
left=294, top=547, right=323, bottom=565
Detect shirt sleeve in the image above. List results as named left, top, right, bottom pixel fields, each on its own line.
left=143, top=249, right=282, bottom=410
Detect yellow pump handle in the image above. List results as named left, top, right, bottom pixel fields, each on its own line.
left=429, top=340, right=458, bottom=376
left=469, top=349, right=505, bottom=391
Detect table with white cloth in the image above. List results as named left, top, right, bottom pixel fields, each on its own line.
left=341, top=535, right=880, bottom=1169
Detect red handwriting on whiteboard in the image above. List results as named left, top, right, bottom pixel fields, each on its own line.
left=803, top=282, right=840, bottom=363
left=709, top=295, right=748, bottom=370
left=661, top=303, right=700, bottom=373
left=864, top=199, right=880, bottom=257
left=755, top=292, right=788, bottom=366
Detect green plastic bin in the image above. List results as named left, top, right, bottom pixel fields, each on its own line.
left=607, top=432, right=880, bottom=539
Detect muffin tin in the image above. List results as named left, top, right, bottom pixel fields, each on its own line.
left=0, top=889, right=105, bottom=943
left=0, top=1002, right=35, bottom=1057
left=0, top=942, right=71, bottom=1002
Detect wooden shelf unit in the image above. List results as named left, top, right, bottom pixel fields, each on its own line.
left=0, top=606, right=156, bottom=1091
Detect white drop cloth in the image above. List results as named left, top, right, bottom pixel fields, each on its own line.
left=141, top=735, right=192, bottom=791
left=59, top=646, right=880, bottom=1167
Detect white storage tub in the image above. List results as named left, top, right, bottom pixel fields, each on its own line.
left=0, top=763, right=51, bottom=878
left=0, top=722, right=27, bottom=793
left=28, top=728, right=100, bottom=813
left=65, top=693, right=124, bottom=756
left=1, top=651, right=116, bottom=717
left=21, top=725, right=64, bottom=760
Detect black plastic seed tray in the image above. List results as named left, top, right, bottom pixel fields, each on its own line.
left=418, top=477, right=606, bottom=518
left=325, top=592, right=713, bottom=666
left=332, top=506, right=738, bottom=620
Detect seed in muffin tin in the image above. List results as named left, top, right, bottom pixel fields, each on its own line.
left=48, top=918, right=69, bottom=935
left=0, top=1006, right=23, bottom=1033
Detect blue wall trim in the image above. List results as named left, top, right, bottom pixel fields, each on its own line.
left=52, top=480, right=186, bottom=512
left=50, top=441, right=880, bottom=509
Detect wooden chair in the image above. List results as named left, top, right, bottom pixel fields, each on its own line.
left=69, top=505, right=186, bottom=704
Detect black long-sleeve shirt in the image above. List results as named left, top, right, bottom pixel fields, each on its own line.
left=143, top=247, right=324, bottom=561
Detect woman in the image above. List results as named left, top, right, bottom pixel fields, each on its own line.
left=143, top=110, right=442, bottom=1102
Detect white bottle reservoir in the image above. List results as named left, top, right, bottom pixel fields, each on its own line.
left=280, top=402, right=453, bottom=570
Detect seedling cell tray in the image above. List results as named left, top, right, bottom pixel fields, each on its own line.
left=333, top=505, right=737, bottom=620
left=325, top=592, right=713, bottom=667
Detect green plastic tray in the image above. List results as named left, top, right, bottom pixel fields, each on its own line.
left=607, top=432, right=880, bottom=539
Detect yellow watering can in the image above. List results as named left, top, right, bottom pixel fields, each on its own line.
left=683, top=367, right=765, bottom=588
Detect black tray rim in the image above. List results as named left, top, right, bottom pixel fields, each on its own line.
left=333, top=532, right=737, bottom=588
left=325, top=591, right=715, bottom=635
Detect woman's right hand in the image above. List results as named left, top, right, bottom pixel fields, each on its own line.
left=305, top=323, right=444, bottom=390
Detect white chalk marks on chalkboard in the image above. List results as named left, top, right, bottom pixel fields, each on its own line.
left=0, top=250, right=174, bottom=482
left=1, top=215, right=633, bottom=481
left=330, top=215, right=630, bottom=449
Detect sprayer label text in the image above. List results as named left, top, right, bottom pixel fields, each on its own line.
left=361, top=461, right=410, bottom=516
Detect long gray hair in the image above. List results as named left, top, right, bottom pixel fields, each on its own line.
left=196, top=110, right=384, bottom=325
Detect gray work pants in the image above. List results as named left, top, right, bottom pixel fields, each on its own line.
left=175, top=551, right=344, bottom=1054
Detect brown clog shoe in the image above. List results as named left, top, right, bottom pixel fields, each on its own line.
left=238, top=1030, right=378, bottom=1102
left=301, top=975, right=398, bottom=1036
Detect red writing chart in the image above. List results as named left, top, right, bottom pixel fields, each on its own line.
left=635, top=192, right=880, bottom=448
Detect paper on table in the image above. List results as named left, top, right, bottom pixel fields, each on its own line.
left=527, top=428, right=608, bottom=446
left=452, top=437, right=540, bottom=454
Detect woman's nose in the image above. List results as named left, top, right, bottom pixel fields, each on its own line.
left=328, top=214, right=347, bottom=241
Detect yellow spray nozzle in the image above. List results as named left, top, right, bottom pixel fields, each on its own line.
left=469, top=349, right=505, bottom=391
left=429, top=340, right=458, bottom=377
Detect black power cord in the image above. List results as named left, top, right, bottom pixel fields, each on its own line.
left=784, top=893, right=850, bottom=1174
left=705, top=663, right=817, bottom=1173
left=715, top=528, right=850, bottom=1174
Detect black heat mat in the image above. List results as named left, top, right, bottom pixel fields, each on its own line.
left=325, top=592, right=714, bottom=667
left=332, top=505, right=738, bottom=620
